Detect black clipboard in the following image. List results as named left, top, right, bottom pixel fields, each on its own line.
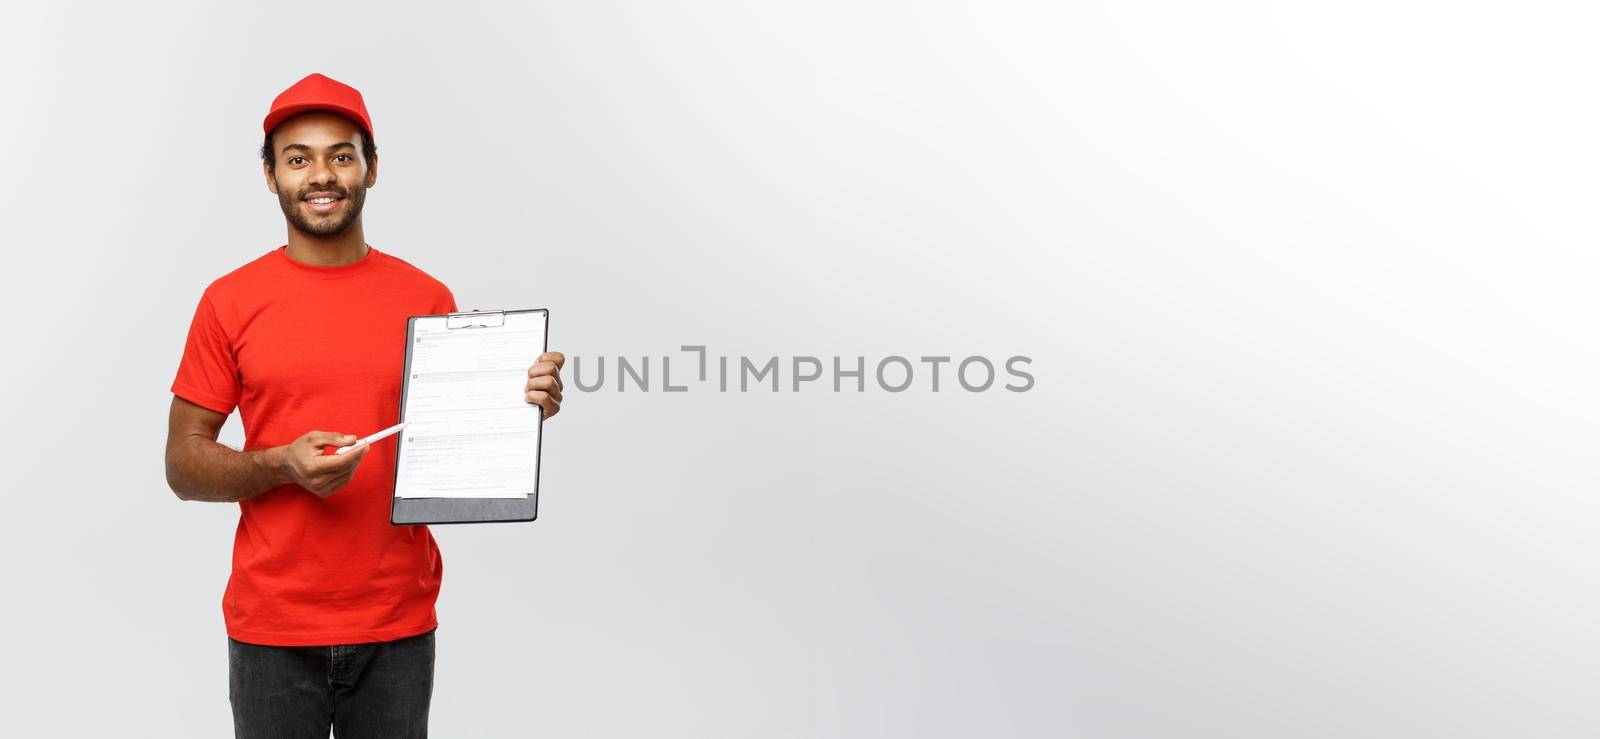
left=390, top=308, right=548, bottom=526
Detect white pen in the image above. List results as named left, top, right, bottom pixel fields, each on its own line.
left=335, top=421, right=410, bottom=455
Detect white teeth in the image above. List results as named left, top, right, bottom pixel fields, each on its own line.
left=310, top=197, right=334, bottom=205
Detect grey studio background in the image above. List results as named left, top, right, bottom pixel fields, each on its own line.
left=2, top=1, right=1596, bottom=737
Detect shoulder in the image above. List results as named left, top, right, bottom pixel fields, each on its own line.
left=380, top=250, right=455, bottom=303
left=198, top=249, right=281, bottom=307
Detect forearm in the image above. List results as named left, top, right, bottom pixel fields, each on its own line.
left=166, top=436, right=290, bottom=503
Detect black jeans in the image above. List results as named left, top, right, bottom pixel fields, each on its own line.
left=228, top=629, right=436, bottom=738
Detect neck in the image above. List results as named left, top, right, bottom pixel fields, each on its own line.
left=284, top=219, right=369, bottom=266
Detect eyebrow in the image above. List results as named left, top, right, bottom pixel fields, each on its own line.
left=279, top=142, right=358, bottom=155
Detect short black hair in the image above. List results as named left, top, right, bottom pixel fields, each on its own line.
left=261, top=125, right=377, bottom=172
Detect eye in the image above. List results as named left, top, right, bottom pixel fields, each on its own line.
left=334, top=153, right=352, bottom=163
left=288, top=156, right=306, bottom=165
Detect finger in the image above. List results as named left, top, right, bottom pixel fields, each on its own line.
left=338, top=442, right=370, bottom=464
left=526, top=390, right=560, bottom=417
left=538, top=351, right=565, bottom=370
left=309, top=442, right=367, bottom=470
left=311, top=434, right=358, bottom=456
left=307, top=430, right=357, bottom=447
left=308, top=477, right=343, bottom=498
left=528, top=363, right=564, bottom=393
left=327, top=466, right=359, bottom=491
left=332, top=442, right=369, bottom=468
left=306, top=474, right=338, bottom=497
left=315, top=462, right=360, bottom=492
left=527, top=375, right=563, bottom=394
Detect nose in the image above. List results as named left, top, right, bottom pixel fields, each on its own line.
left=306, top=158, right=337, bottom=188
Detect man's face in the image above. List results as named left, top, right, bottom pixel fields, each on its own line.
left=262, top=112, right=376, bottom=237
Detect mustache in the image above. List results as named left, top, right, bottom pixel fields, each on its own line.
left=297, top=185, right=352, bottom=200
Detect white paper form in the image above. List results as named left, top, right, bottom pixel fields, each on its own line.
left=394, top=310, right=547, bottom=499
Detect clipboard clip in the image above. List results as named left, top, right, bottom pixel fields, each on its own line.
left=446, top=309, right=506, bottom=329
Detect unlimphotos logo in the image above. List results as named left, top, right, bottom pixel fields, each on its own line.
left=568, top=346, right=1034, bottom=393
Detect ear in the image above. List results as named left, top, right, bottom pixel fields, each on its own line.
left=365, top=153, right=379, bottom=189
left=263, top=161, right=278, bottom=195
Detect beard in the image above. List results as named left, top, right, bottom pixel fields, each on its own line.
left=276, top=180, right=367, bottom=237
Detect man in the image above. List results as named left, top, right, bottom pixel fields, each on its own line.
left=164, top=73, right=564, bottom=738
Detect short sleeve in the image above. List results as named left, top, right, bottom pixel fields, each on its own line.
left=171, top=293, right=242, bottom=414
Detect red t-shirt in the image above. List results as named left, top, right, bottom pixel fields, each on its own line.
left=172, top=245, right=457, bottom=646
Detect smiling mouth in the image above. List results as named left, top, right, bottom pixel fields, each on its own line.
left=303, top=195, right=345, bottom=214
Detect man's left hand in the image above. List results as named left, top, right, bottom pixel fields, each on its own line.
left=526, top=351, right=565, bottom=419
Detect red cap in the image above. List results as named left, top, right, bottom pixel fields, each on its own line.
left=263, top=73, right=373, bottom=139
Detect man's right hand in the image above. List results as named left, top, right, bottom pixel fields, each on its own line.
left=276, top=430, right=370, bottom=498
